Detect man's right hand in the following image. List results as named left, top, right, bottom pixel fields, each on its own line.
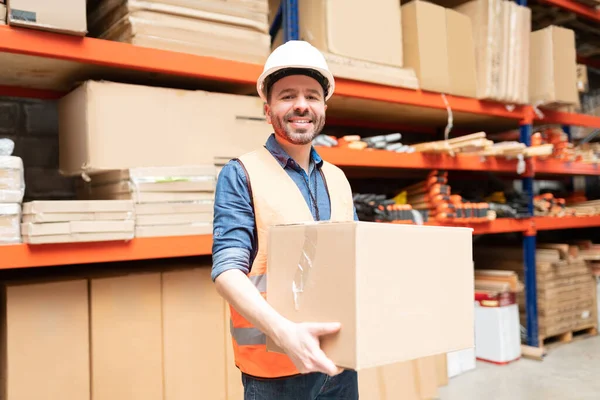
left=274, top=320, right=344, bottom=376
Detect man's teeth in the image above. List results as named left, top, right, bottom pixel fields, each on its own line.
left=291, top=120, right=311, bottom=123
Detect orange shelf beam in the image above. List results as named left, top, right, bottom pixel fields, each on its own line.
left=1, top=235, right=213, bottom=270
left=537, top=0, right=600, bottom=22
left=429, top=218, right=532, bottom=235
left=533, top=159, right=600, bottom=175
left=536, top=109, right=600, bottom=129
left=318, top=147, right=528, bottom=174
left=533, top=216, right=600, bottom=231
left=0, top=25, right=262, bottom=86
left=333, top=79, right=527, bottom=120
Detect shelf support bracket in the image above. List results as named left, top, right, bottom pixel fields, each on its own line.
left=282, top=0, right=299, bottom=42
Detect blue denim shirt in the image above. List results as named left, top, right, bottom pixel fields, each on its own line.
left=211, top=134, right=358, bottom=281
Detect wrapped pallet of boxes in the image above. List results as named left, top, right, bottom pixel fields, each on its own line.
left=0, top=278, right=90, bottom=399
left=270, top=0, right=419, bottom=89
left=87, top=0, right=271, bottom=64
left=21, top=200, right=135, bottom=244
left=474, top=244, right=598, bottom=345
left=76, top=166, right=216, bottom=238
left=529, top=25, right=580, bottom=108
left=58, top=80, right=270, bottom=176
left=264, top=221, right=475, bottom=372
left=7, top=0, right=86, bottom=35
left=453, top=0, right=530, bottom=104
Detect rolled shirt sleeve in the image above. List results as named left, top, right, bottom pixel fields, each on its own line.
left=211, top=160, right=257, bottom=282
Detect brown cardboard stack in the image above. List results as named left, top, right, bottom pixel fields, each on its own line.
left=1, top=278, right=90, bottom=399
left=0, top=139, right=25, bottom=244
left=401, top=0, right=478, bottom=97
left=454, top=0, right=531, bottom=104
left=21, top=200, right=135, bottom=244
left=529, top=25, right=580, bottom=108
left=474, top=244, right=598, bottom=342
left=90, top=264, right=226, bottom=400
left=88, top=0, right=271, bottom=64
left=58, top=80, right=270, bottom=177
left=270, top=0, right=419, bottom=89
left=76, top=166, right=216, bottom=238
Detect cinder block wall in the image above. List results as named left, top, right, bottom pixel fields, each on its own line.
left=0, top=97, right=75, bottom=201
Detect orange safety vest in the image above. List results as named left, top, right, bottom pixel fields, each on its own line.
left=228, top=146, right=355, bottom=378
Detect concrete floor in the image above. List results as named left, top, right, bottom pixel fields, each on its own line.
left=439, top=336, right=600, bottom=400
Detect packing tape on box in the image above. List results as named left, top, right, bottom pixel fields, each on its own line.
left=293, top=225, right=318, bottom=311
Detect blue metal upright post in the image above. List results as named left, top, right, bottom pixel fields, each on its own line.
left=519, top=119, right=539, bottom=347
left=282, top=0, right=299, bottom=42
left=519, top=123, right=535, bottom=216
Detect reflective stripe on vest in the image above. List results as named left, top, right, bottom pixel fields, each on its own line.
left=248, top=274, right=266, bottom=293
left=231, top=319, right=266, bottom=345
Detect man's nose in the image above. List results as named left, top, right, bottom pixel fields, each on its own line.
left=293, top=96, right=309, bottom=112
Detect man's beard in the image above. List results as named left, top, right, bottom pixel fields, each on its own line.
left=271, top=109, right=325, bottom=145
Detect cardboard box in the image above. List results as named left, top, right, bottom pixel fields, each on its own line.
left=446, top=8, right=478, bottom=98
left=0, top=4, right=6, bottom=25
left=1, top=279, right=90, bottom=400
left=529, top=26, right=579, bottom=107
left=90, top=273, right=163, bottom=400
left=58, top=81, right=270, bottom=176
left=266, top=221, right=475, bottom=370
left=399, top=1, right=478, bottom=96
left=401, top=0, right=451, bottom=94
left=162, top=267, right=226, bottom=400
left=293, top=0, right=403, bottom=67
left=8, top=0, right=86, bottom=35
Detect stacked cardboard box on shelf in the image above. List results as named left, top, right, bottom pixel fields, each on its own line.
left=21, top=200, right=135, bottom=244
left=87, top=0, right=271, bottom=64
left=474, top=244, right=598, bottom=344
left=529, top=25, right=580, bottom=108
left=454, top=0, right=531, bottom=104
left=76, top=165, right=215, bottom=238
left=58, top=80, right=270, bottom=177
left=401, top=0, right=478, bottom=97
left=0, top=139, right=25, bottom=245
left=7, top=0, right=87, bottom=35
left=270, top=0, right=419, bottom=89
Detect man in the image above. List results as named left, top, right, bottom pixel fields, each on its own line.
left=212, top=40, right=359, bottom=399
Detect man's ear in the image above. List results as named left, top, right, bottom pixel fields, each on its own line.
left=264, top=103, right=272, bottom=125
left=324, top=103, right=328, bottom=112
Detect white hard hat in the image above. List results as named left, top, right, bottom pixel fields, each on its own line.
left=256, top=40, right=335, bottom=102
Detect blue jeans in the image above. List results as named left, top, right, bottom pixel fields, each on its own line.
left=241, top=370, right=359, bottom=400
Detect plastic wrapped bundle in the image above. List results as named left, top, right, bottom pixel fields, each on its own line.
left=0, top=203, right=21, bottom=245
left=0, top=138, right=25, bottom=204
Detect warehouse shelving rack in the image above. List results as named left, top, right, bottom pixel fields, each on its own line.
left=0, top=0, right=599, bottom=348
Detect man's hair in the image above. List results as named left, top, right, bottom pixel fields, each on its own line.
left=264, top=67, right=329, bottom=102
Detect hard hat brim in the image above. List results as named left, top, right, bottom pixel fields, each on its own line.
left=256, top=65, right=335, bottom=102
